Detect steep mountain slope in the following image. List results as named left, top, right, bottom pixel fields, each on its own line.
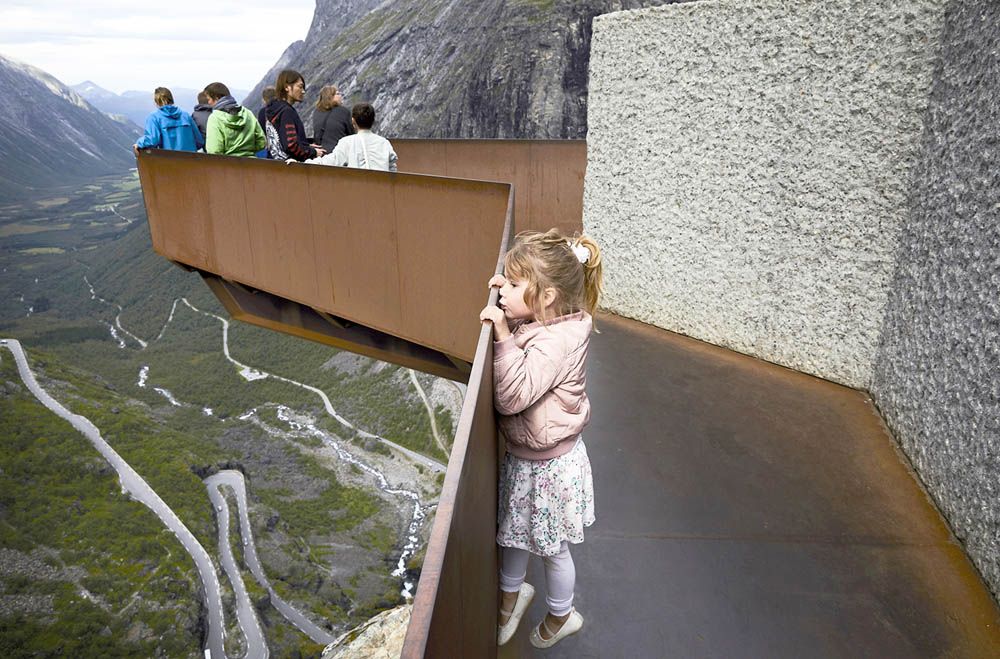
left=0, top=55, right=137, bottom=200
left=247, top=0, right=681, bottom=138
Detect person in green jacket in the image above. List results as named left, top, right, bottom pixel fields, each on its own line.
left=203, top=82, right=266, bottom=157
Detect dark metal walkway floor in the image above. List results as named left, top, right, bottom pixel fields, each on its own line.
left=501, top=313, right=1000, bottom=658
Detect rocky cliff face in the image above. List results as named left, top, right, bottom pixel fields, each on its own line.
left=0, top=55, right=137, bottom=199
left=322, top=604, right=410, bottom=659
left=247, top=0, right=681, bottom=139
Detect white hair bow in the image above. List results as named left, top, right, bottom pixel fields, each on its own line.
left=568, top=241, right=589, bottom=265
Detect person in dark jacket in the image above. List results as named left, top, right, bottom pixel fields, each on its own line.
left=263, top=70, right=325, bottom=161
left=134, top=87, right=203, bottom=154
left=313, top=85, right=355, bottom=152
left=192, top=90, right=213, bottom=141
left=256, top=86, right=276, bottom=159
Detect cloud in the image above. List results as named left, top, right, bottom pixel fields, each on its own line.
left=0, top=0, right=315, bottom=93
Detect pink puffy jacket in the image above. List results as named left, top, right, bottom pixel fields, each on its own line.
left=493, top=311, right=592, bottom=460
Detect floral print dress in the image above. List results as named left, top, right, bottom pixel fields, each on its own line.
left=496, top=438, right=596, bottom=557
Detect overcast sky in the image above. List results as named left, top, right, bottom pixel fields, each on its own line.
left=0, top=0, right=315, bottom=94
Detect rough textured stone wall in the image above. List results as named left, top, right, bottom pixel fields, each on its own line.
left=585, top=0, right=999, bottom=601
left=584, top=0, right=946, bottom=388
left=871, top=0, right=1000, bottom=601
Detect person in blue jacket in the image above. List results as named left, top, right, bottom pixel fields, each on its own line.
left=134, top=87, right=204, bottom=155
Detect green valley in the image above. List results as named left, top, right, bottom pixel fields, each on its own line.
left=0, top=174, right=452, bottom=657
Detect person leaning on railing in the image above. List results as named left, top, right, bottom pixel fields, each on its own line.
left=302, top=102, right=397, bottom=172
left=202, top=82, right=266, bottom=158
left=479, top=229, right=605, bottom=649
left=313, top=84, right=356, bottom=153
left=191, top=90, right=212, bottom=142
left=133, top=87, right=204, bottom=156
left=262, top=69, right=326, bottom=162
left=255, top=86, right=276, bottom=159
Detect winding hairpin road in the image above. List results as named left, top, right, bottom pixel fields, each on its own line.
left=207, top=471, right=335, bottom=645
left=86, top=280, right=445, bottom=473
left=407, top=369, right=449, bottom=458
left=178, top=298, right=446, bottom=474
left=0, top=339, right=228, bottom=659
left=71, top=279, right=450, bottom=648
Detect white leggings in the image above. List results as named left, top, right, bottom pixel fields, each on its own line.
left=499, top=542, right=575, bottom=616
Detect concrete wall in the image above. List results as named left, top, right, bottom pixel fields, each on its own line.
left=870, top=0, right=1000, bottom=601
left=585, top=0, right=946, bottom=389
left=585, top=0, right=998, bottom=599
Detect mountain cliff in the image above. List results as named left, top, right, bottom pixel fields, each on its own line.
left=0, top=55, right=137, bottom=200
left=246, top=0, right=680, bottom=138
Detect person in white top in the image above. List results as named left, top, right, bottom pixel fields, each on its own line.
left=305, top=102, right=398, bottom=172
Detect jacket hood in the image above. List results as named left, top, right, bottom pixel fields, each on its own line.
left=158, top=104, right=182, bottom=119
left=214, top=105, right=252, bottom=129
left=264, top=99, right=290, bottom=121
left=193, top=103, right=213, bottom=112
left=213, top=95, right=240, bottom=114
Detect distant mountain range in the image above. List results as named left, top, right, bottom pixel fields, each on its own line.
left=72, top=81, right=249, bottom=130
left=245, top=0, right=681, bottom=138
left=0, top=55, right=138, bottom=201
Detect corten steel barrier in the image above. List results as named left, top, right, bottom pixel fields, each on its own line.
left=137, top=149, right=512, bottom=379
left=400, top=197, right=513, bottom=658
left=393, top=139, right=585, bottom=237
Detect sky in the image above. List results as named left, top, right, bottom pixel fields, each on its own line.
left=0, top=0, right=316, bottom=94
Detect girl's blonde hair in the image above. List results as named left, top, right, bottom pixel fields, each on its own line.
left=503, top=228, right=603, bottom=324
left=315, top=85, right=341, bottom=111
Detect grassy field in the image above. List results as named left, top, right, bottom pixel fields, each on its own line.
left=0, top=223, right=72, bottom=238
left=35, top=196, right=70, bottom=208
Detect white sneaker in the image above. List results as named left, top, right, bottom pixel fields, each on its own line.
left=497, top=583, right=535, bottom=646
left=529, top=608, right=584, bottom=649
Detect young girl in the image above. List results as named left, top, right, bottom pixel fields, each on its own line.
left=478, top=228, right=603, bottom=649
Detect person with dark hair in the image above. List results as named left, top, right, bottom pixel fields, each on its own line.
left=203, top=82, right=266, bottom=158
left=306, top=102, right=397, bottom=172
left=192, top=90, right=213, bottom=140
left=134, top=86, right=203, bottom=155
left=263, top=69, right=325, bottom=161
left=256, top=86, right=276, bottom=159
left=256, top=86, right=276, bottom=131
left=313, top=85, right=355, bottom=152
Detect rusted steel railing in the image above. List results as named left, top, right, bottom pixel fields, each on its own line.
left=401, top=193, right=513, bottom=658
left=137, top=149, right=512, bottom=378
left=394, top=139, right=585, bottom=236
